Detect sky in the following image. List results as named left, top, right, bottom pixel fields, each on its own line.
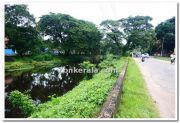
left=26, top=2, right=177, bottom=27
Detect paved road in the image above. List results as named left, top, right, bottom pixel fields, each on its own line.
left=134, top=57, right=175, bottom=118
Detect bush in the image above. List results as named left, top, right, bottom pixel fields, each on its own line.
left=8, top=90, right=35, bottom=117
left=32, top=53, right=54, bottom=61
left=80, top=61, right=96, bottom=69
left=80, top=61, right=96, bottom=80
left=99, top=54, right=115, bottom=69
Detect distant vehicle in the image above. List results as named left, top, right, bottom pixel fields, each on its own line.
left=142, top=53, right=149, bottom=58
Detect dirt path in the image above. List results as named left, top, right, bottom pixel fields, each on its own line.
left=134, top=57, right=175, bottom=118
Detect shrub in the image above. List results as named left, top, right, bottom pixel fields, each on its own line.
left=32, top=53, right=54, bottom=61
left=80, top=61, right=96, bottom=69
left=99, top=54, right=115, bottom=69
left=8, top=90, right=35, bottom=117
left=80, top=61, right=96, bottom=80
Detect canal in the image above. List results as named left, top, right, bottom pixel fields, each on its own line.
left=5, top=65, right=84, bottom=118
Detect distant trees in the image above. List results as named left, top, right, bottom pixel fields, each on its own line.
left=154, top=17, right=175, bottom=56
left=38, top=13, right=102, bottom=56
left=99, top=16, right=156, bottom=55
left=5, top=4, right=175, bottom=57
left=5, top=5, right=41, bottom=56
left=119, top=16, right=156, bottom=55
left=100, top=20, right=124, bottom=55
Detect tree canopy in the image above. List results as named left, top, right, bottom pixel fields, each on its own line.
left=38, top=13, right=102, bottom=55
left=5, top=5, right=40, bottom=56
left=5, top=5, right=175, bottom=57
left=119, top=16, right=155, bottom=54
left=5, top=4, right=35, bottom=26
left=100, top=20, right=124, bottom=55
left=155, top=17, right=175, bottom=55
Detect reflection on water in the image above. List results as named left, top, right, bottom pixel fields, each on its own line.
left=5, top=65, right=84, bottom=118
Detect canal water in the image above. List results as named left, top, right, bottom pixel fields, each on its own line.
left=5, top=65, right=84, bottom=118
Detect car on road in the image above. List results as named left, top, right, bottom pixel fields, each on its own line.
left=142, top=53, right=149, bottom=58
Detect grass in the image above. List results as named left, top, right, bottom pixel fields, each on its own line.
left=116, top=58, right=159, bottom=118
left=5, top=60, right=61, bottom=72
left=153, top=56, right=170, bottom=61
left=5, top=54, right=90, bottom=72
left=30, top=57, right=127, bottom=118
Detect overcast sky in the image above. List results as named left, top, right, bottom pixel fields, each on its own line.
left=27, top=2, right=177, bottom=27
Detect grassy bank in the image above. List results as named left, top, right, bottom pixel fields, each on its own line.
left=5, top=54, right=62, bottom=72
left=30, top=57, right=127, bottom=118
left=5, top=54, right=89, bottom=72
left=153, top=56, right=170, bottom=61
left=5, top=60, right=62, bottom=72
left=116, top=58, right=159, bottom=118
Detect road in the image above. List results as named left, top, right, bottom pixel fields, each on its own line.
left=134, top=57, right=175, bottom=118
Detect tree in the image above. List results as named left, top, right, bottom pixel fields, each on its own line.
left=100, top=20, right=124, bottom=55
left=127, top=29, right=156, bottom=54
left=38, top=13, right=101, bottom=56
left=5, top=5, right=39, bottom=56
left=5, top=24, right=39, bottom=56
left=71, top=20, right=102, bottom=55
left=119, top=16, right=155, bottom=54
left=155, top=17, right=175, bottom=56
left=5, top=4, right=35, bottom=26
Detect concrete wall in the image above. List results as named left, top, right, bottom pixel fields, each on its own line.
left=98, top=61, right=128, bottom=118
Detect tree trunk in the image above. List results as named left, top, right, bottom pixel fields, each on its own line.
left=161, top=38, right=164, bottom=56
left=65, top=49, right=70, bottom=56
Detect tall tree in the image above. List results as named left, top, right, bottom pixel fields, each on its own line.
left=38, top=13, right=101, bottom=55
left=119, top=16, right=155, bottom=54
left=100, top=20, right=124, bottom=55
left=155, top=17, right=175, bottom=56
left=5, top=5, right=39, bottom=56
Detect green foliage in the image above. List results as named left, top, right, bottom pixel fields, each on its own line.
left=99, top=54, right=116, bottom=69
left=32, top=53, right=54, bottom=61
left=5, top=62, right=33, bottom=71
left=5, top=5, right=40, bottom=56
left=5, top=4, right=35, bottom=26
left=5, top=55, right=62, bottom=72
left=100, top=20, right=123, bottom=55
left=120, top=16, right=153, bottom=32
left=38, top=13, right=102, bottom=56
left=80, top=61, right=96, bottom=80
left=8, top=90, right=35, bottom=117
left=6, top=25, right=40, bottom=56
left=119, top=16, right=155, bottom=54
left=116, top=58, right=159, bottom=118
left=154, top=17, right=175, bottom=54
left=127, top=29, right=156, bottom=53
left=80, top=61, right=96, bottom=69
left=30, top=57, right=127, bottom=118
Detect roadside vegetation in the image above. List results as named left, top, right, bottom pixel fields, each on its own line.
left=116, top=58, right=159, bottom=118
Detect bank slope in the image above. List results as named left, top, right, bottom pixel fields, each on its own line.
left=30, top=57, right=127, bottom=118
